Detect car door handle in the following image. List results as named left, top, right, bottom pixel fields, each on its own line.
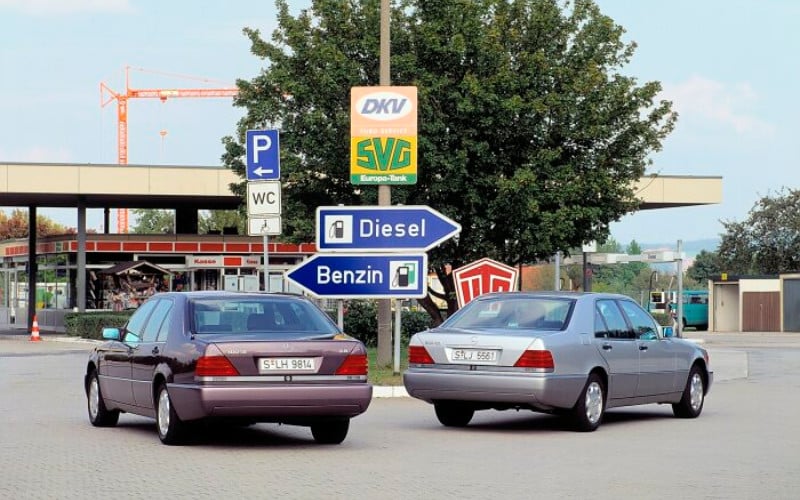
left=602, top=343, right=613, bottom=350
left=639, top=344, right=648, bottom=351
left=151, top=346, right=160, bottom=355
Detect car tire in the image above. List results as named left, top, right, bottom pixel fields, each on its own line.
left=673, top=365, right=705, bottom=418
left=434, top=402, right=474, bottom=427
left=156, top=383, right=187, bottom=445
left=310, top=419, right=350, bottom=444
left=572, top=373, right=604, bottom=432
left=87, top=370, right=119, bottom=427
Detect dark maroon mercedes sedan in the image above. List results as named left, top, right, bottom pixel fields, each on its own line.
left=84, top=291, right=372, bottom=445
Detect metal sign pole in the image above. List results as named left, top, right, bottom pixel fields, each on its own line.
left=337, top=300, right=344, bottom=330
left=264, top=233, right=269, bottom=292
left=393, top=300, right=401, bottom=375
left=676, top=239, right=683, bottom=337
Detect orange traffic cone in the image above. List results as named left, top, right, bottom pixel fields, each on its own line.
left=30, top=315, right=42, bottom=342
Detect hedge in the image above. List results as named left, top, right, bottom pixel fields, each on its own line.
left=64, top=311, right=133, bottom=340
left=65, top=301, right=437, bottom=344
left=331, top=300, right=435, bottom=347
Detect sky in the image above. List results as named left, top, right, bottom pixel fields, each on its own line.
left=1, top=0, right=798, bottom=250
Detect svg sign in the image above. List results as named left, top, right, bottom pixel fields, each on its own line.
left=350, top=86, right=417, bottom=185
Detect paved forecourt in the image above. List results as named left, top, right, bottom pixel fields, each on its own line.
left=2, top=331, right=799, bottom=498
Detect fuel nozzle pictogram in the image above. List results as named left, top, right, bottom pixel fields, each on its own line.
left=329, top=220, right=345, bottom=239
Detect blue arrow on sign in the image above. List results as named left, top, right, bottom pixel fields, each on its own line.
left=287, top=253, right=428, bottom=298
left=316, top=205, right=461, bottom=252
left=246, top=129, right=280, bottom=180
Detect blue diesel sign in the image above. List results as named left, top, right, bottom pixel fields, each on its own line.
left=316, top=205, right=460, bottom=252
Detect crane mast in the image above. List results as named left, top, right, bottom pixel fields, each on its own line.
left=100, top=66, right=238, bottom=233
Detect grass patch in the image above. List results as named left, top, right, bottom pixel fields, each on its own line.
left=367, top=346, right=408, bottom=386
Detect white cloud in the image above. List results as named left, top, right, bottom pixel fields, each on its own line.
left=0, top=147, right=74, bottom=163
left=0, top=0, right=132, bottom=15
left=660, top=76, right=775, bottom=136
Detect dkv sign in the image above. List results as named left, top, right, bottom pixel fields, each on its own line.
left=453, top=258, right=519, bottom=308
left=355, top=91, right=414, bottom=120
left=350, top=86, right=417, bottom=185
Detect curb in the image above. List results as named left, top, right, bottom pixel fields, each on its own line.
left=373, top=386, right=409, bottom=398
left=45, top=335, right=103, bottom=345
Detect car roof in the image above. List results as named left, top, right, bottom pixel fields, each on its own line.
left=155, top=291, right=308, bottom=301
left=473, top=291, right=632, bottom=301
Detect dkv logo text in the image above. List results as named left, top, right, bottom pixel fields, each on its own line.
left=356, top=91, right=412, bottom=121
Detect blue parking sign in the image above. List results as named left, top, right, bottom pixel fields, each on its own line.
left=246, top=129, right=280, bottom=180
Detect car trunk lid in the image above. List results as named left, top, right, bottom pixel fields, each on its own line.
left=201, top=338, right=364, bottom=377
left=413, top=328, right=550, bottom=367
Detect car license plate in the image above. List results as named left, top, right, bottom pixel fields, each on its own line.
left=259, top=357, right=317, bottom=373
left=450, top=349, right=498, bottom=363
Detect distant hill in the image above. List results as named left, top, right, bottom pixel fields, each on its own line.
left=636, top=239, right=719, bottom=258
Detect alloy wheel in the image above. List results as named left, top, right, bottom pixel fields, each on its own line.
left=158, top=389, right=171, bottom=437
left=585, top=381, right=603, bottom=424
left=88, top=378, right=100, bottom=420
left=689, top=372, right=704, bottom=411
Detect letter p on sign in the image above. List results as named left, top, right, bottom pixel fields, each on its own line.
left=246, top=129, right=280, bottom=181
left=253, top=134, right=271, bottom=158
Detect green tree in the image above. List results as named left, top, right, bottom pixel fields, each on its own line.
left=590, top=237, right=647, bottom=292
left=199, top=210, right=246, bottom=235
left=687, top=249, right=720, bottom=284
left=0, top=209, right=72, bottom=239
left=224, top=0, right=676, bottom=325
left=718, top=188, right=800, bottom=274
left=626, top=240, right=642, bottom=255
left=597, top=237, right=622, bottom=253
left=131, top=209, right=246, bottom=235
left=130, top=209, right=175, bottom=234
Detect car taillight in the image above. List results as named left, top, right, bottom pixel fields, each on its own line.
left=335, top=354, right=368, bottom=376
left=409, top=345, right=434, bottom=364
left=196, top=344, right=239, bottom=376
left=514, top=350, right=554, bottom=370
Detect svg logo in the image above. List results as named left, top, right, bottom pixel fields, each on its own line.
left=355, top=137, right=413, bottom=171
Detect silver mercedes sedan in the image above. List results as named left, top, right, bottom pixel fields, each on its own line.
left=403, top=292, right=712, bottom=431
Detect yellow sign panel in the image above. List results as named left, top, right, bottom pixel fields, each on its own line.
left=350, top=136, right=417, bottom=185
left=350, top=86, right=417, bottom=185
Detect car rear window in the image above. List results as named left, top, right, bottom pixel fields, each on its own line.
left=444, top=297, right=574, bottom=330
left=190, top=298, right=339, bottom=335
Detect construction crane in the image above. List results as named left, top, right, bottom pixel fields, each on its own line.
left=100, top=66, right=239, bottom=233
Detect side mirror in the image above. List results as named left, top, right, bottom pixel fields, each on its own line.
left=662, top=326, right=674, bottom=338
left=102, top=327, right=121, bottom=341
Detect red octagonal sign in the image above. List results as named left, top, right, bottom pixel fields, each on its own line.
left=452, top=258, right=519, bottom=308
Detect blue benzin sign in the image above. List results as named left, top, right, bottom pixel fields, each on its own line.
left=286, top=253, right=427, bottom=299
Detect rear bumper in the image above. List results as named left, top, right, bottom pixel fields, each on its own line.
left=403, top=369, right=585, bottom=410
left=168, top=382, right=373, bottom=421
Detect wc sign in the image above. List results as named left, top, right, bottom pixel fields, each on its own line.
left=350, top=86, right=417, bottom=185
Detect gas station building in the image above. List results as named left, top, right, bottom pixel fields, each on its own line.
left=0, top=161, right=723, bottom=332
